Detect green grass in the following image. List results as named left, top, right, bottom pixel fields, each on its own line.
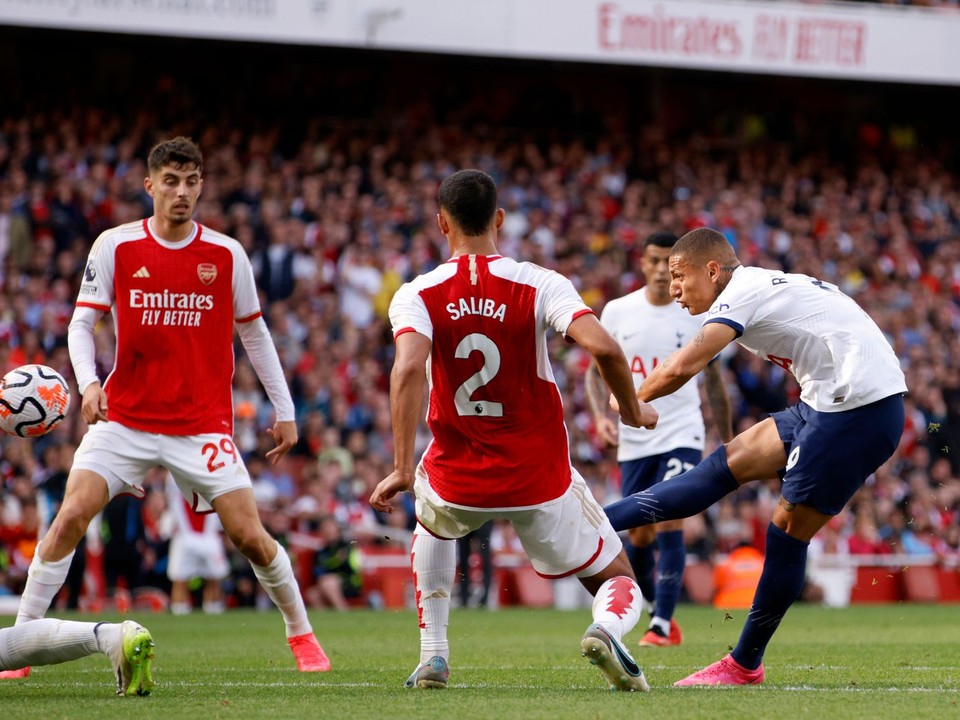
left=2, top=604, right=959, bottom=719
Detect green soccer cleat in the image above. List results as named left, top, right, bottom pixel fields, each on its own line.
left=111, top=621, right=155, bottom=696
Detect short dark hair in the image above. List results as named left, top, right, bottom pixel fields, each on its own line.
left=673, top=227, right=738, bottom=265
left=438, top=169, right=497, bottom=237
left=147, top=136, right=203, bottom=174
left=644, top=231, right=678, bottom=250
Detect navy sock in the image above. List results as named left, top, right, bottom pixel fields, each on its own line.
left=731, top=524, right=809, bottom=670
left=654, top=530, right=685, bottom=622
left=626, top=542, right=656, bottom=605
left=604, top=446, right=739, bottom=532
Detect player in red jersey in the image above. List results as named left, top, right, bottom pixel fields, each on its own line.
left=1, top=138, right=328, bottom=681
left=370, top=169, right=660, bottom=692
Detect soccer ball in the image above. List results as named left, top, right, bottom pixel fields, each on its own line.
left=0, top=364, right=71, bottom=438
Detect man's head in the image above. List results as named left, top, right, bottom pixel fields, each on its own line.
left=641, top=231, right=678, bottom=305
left=145, top=136, right=203, bottom=227
left=668, top=228, right=741, bottom=315
left=438, top=169, right=499, bottom=237
left=147, top=136, right=203, bottom=175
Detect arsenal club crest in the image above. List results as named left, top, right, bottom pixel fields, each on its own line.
left=197, top=263, right=217, bottom=285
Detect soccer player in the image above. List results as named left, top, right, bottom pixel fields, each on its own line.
left=165, top=473, right=229, bottom=615
left=0, top=619, right=155, bottom=696
left=369, top=169, right=660, bottom=692
left=0, top=137, right=328, bottom=679
left=586, top=231, right=733, bottom=648
left=604, top=227, right=906, bottom=685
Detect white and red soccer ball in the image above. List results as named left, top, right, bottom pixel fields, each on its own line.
left=0, top=364, right=71, bottom=438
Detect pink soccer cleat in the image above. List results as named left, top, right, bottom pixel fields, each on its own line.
left=674, top=654, right=764, bottom=686
left=639, top=619, right=684, bottom=648
left=0, top=667, right=31, bottom=679
left=287, top=633, right=331, bottom=672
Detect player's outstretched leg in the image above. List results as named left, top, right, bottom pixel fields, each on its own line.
left=0, top=545, right=78, bottom=680
left=0, top=618, right=155, bottom=695
left=580, top=576, right=649, bottom=692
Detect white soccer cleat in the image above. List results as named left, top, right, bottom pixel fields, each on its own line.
left=404, top=656, right=449, bottom=689
left=580, top=623, right=650, bottom=692
left=108, top=621, right=155, bottom=696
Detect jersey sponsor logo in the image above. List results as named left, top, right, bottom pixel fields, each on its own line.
left=133, top=266, right=151, bottom=278
left=197, top=263, right=217, bottom=285
left=446, top=297, right=507, bottom=322
left=129, top=289, right=215, bottom=328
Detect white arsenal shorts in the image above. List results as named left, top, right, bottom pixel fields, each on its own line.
left=414, top=466, right=623, bottom=579
left=73, top=421, right=252, bottom=511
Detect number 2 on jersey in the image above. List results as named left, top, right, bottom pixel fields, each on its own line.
left=454, top=332, right=504, bottom=417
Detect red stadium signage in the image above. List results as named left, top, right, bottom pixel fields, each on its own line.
left=596, top=3, right=867, bottom=71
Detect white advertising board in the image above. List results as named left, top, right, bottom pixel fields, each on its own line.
left=1, top=0, right=958, bottom=86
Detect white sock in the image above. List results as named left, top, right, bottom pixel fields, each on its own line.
left=170, top=602, right=192, bottom=616
left=202, top=600, right=225, bottom=615
left=250, top=542, right=313, bottom=638
left=651, top=616, right=671, bottom=635
left=16, top=545, right=75, bottom=625
left=0, top=619, right=101, bottom=669
left=411, top=527, right=455, bottom=665
left=591, top=576, right=642, bottom=642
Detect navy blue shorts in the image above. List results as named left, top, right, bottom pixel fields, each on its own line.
left=772, top=394, right=904, bottom=516
left=620, top=447, right=703, bottom=497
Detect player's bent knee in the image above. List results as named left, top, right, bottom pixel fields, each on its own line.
left=230, top=528, right=277, bottom=566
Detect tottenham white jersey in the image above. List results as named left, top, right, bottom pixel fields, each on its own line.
left=600, top=289, right=706, bottom=461
left=705, top=266, right=907, bottom=412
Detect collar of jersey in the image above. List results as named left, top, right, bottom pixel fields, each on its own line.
left=445, top=254, right=503, bottom=264
left=144, top=217, right=200, bottom=249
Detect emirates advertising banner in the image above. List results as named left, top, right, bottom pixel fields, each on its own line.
left=1, top=0, right=958, bottom=85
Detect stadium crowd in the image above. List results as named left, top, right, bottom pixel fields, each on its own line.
left=0, top=60, right=958, bottom=610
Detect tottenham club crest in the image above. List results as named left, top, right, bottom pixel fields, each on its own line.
left=197, top=263, right=217, bottom=285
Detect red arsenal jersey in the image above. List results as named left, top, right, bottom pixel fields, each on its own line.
left=390, top=254, right=594, bottom=509
left=76, top=219, right=261, bottom=435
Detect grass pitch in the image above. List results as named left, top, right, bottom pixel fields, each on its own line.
left=1, top=604, right=958, bottom=719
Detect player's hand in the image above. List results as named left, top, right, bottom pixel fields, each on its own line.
left=594, top=415, right=619, bottom=447
left=637, top=401, right=659, bottom=430
left=608, top=393, right=620, bottom=415
left=266, top=420, right=297, bottom=464
left=369, top=470, right=414, bottom=513
left=81, top=382, right=108, bottom=424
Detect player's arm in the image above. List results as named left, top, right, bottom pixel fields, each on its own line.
left=585, top=360, right=619, bottom=447
left=639, top=322, right=737, bottom=403
left=369, top=331, right=431, bottom=513
left=67, top=305, right=108, bottom=424
left=701, top=358, right=734, bottom=443
left=567, top=313, right=657, bottom=430
left=235, top=317, right=297, bottom=463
